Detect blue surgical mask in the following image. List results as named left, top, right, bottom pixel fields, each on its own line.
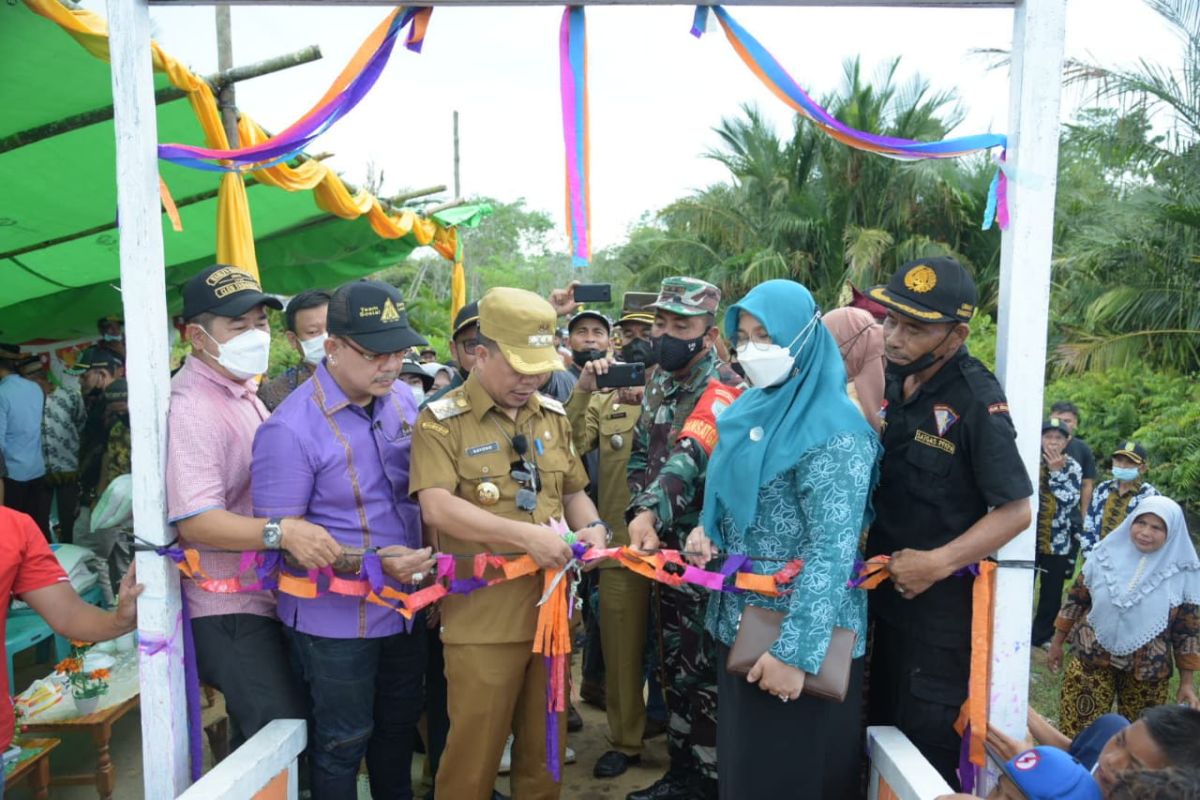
left=1112, top=466, right=1140, bottom=482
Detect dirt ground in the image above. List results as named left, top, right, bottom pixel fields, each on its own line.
left=4, top=650, right=668, bottom=800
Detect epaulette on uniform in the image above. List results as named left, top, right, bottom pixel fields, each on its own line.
left=538, top=396, right=567, bottom=416
left=427, top=389, right=471, bottom=421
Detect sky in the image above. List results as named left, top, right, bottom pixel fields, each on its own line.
left=83, top=0, right=1184, bottom=252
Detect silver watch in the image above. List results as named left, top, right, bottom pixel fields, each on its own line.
left=262, top=517, right=284, bottom=550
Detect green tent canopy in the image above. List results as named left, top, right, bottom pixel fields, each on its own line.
left=0, top=1, right=486, bottom=344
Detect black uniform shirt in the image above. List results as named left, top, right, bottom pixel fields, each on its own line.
left=867, top=347, right=1032, bottom=648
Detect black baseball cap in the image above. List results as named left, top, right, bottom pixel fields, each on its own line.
left=452, top=301, right=480, bottom=339
left=77, top=347, right=124, bottom=373
left=869, top=256, right=977, bottom=324
left=1112, top=440, right=1148, bottom=465
left=567, top=310, right=611, bottom=334
left=182, top=265, right=283, bottom=321
left=401, top=359, right=434, bottom=391
left=327, top=279, right=427, bottom=354
left=1042, top=418, right=1070, bottom=436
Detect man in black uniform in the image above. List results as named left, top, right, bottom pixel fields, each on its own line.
left=865, top=257, right=1034, bottom=787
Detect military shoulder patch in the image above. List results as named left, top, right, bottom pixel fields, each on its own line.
left=428, top=391, right=471, bottom=421
left=988, top=402, right=1010, bottom=416
left=421, top=421, right=450, bottom=436
left=539, top=396, right=567, bottom=416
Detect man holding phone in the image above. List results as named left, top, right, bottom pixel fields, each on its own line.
left=566, top=293, right=656, bottom=779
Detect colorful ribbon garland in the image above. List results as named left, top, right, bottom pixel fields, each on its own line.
left=156, top=532, right=803, bottom=783
left=158, top=6, right=431, bottom=173
left=559, top=6, right=591, bottom=267
left=692, top=5, right=1010, bottom=230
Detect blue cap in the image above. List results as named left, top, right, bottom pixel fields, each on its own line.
left=1001, top=747, right=1101, bottom=800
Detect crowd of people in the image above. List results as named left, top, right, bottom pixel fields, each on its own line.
left=0, top=254, right=1198, bottom=800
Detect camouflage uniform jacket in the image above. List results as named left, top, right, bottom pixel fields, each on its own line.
left=626, top=349, right=740, bottom=547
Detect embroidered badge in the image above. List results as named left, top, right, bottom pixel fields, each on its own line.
left=380, top=298, right=402, bottom=323
left=903, top=265, right=938, bottom=294
left=933, top=404, right=959, bottom=436
left=1013, top=751, right=1040, bottom=771
left=466, top=442, right=500, bottom=457
left=915, top=429, right=956, bottom=455
left=988, top=402, right=1010, bottom=416
left=421, top=421, right=449, bottom=436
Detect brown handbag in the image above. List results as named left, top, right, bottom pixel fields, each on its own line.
left=726, top=605, right=857, bottom=702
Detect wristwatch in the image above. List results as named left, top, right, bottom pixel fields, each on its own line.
left=262, top=517, right=284, bottom=550
left=583, top=519, right=614, bottom=545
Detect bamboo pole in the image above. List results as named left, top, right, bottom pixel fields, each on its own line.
left=388, top=184, right=447, bottom=205
left=0, top=45, right=322, bottom=155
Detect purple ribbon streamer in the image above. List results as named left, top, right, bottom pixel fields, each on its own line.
left=158, top=8, right=418, bottom=172
left=450, top=576, right=488, bottom=595
left=959, top=721, right=976, bottom=794
left=180, top=591, right=204, bottom=782
left=361, top=550, right=386, bottom=596
left=545, top=656, right=561, bottom=782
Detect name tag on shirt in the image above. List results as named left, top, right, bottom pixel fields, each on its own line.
left=466, top=442, right=500, bottom=458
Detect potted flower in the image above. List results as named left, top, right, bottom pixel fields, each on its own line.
left=55, top=641, right=111, bottom=715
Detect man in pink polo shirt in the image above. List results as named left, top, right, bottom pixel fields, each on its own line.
left=253, top=279, right=437, bottom=800
left=166, top=264, right=341, bottom=749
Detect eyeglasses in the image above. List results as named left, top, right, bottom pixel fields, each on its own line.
left=732, top=332, right=777, bottom=351
left=339, top=337, right=404, bottom=366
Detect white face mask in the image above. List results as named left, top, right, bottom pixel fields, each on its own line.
left=203, top=327, right=271, bottom=380
left=736, top=312, right=820, bottom=388
left=408, top=384, right=426, bottom=406
left=299, top=333, right=328, bottom=366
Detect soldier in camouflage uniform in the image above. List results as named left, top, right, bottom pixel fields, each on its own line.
left=624, top=277, right=741, bottom=800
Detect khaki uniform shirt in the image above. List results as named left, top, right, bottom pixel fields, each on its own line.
left=565, top=389, right=639, bottom=567
left=409, top=372, right=589, bottom=645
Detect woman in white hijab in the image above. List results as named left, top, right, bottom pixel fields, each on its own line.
left=1049, top=495, right=1200, bottom=736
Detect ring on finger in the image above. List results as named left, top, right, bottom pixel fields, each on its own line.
left=411, top=571, right=425, bottom=583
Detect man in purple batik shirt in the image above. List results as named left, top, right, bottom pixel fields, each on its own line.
left=252, top=279, right=436, bottom=800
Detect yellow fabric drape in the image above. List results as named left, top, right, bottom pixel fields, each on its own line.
left=450, top=239, right=466, bottom=330
left=26, top=0, right=464, bottom=282
left=216, top=173, right=259, bottom=277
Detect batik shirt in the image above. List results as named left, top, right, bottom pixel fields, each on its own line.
left=1056, top=578, right=1200, bottom=681
left=626, top=350, right=740, bottom=547
left=1082, top=479, right=1159, bottom=551
left=1037, top=456, right=1083, bottom=556
left=707, top=433, right=879, bottom=673
left=41, top=385, right=85, bottom=476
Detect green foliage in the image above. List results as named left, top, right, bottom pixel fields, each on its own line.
left=1044, top=367, right=1200, bottom=512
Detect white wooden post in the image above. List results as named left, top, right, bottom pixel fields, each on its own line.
left=178, top=720, right=306, bottom=800
left=991, top=0, right=1067, bottom=767
left=866, top=727, right=954, bottom=800
left=107, top=0, right=192, bottom=794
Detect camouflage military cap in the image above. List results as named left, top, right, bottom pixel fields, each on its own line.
left=648, top=277, right=721, bottom=318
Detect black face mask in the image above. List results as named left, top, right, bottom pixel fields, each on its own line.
left=571, top=349, right=605, bottom=369
left=620, top=339, right=656, bottom=368
left=654, top=333, right=707, bottom=373
left=884, top=327, right=956, bottom=378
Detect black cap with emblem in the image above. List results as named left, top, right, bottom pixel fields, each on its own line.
left=452, top=301, right=480, bottom=339
left=327, top=279, right=428, bottom=355
left=868, top=256, right=977, bottom=324
left=182, top=264, right=283, bottom=321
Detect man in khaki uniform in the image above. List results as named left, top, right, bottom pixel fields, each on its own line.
left=410, top=287, right=610, bottom=800
left=566, top=293, right=656, bottom=780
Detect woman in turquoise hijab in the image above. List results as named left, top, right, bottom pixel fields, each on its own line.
left=686, top=279, right=880, bottom=799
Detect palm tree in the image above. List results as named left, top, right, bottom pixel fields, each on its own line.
left=1052, top=0, right=1200, bottom=373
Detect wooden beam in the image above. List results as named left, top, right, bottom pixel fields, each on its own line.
left=990, top=0, right=1067, bottom=775
left=177, top=720, right=306, bottom=800
left=0, top=45, right=321, bottom=155
left=866, top=727, right=953, bottom=800
left=389, top=184, right=448, bottom=205
left=105, top=0, right=190, bottom=795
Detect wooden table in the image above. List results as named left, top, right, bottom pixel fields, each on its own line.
left=21, top=694, right=139, bottom=800
left=4, top=737, right=61, bottom=800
